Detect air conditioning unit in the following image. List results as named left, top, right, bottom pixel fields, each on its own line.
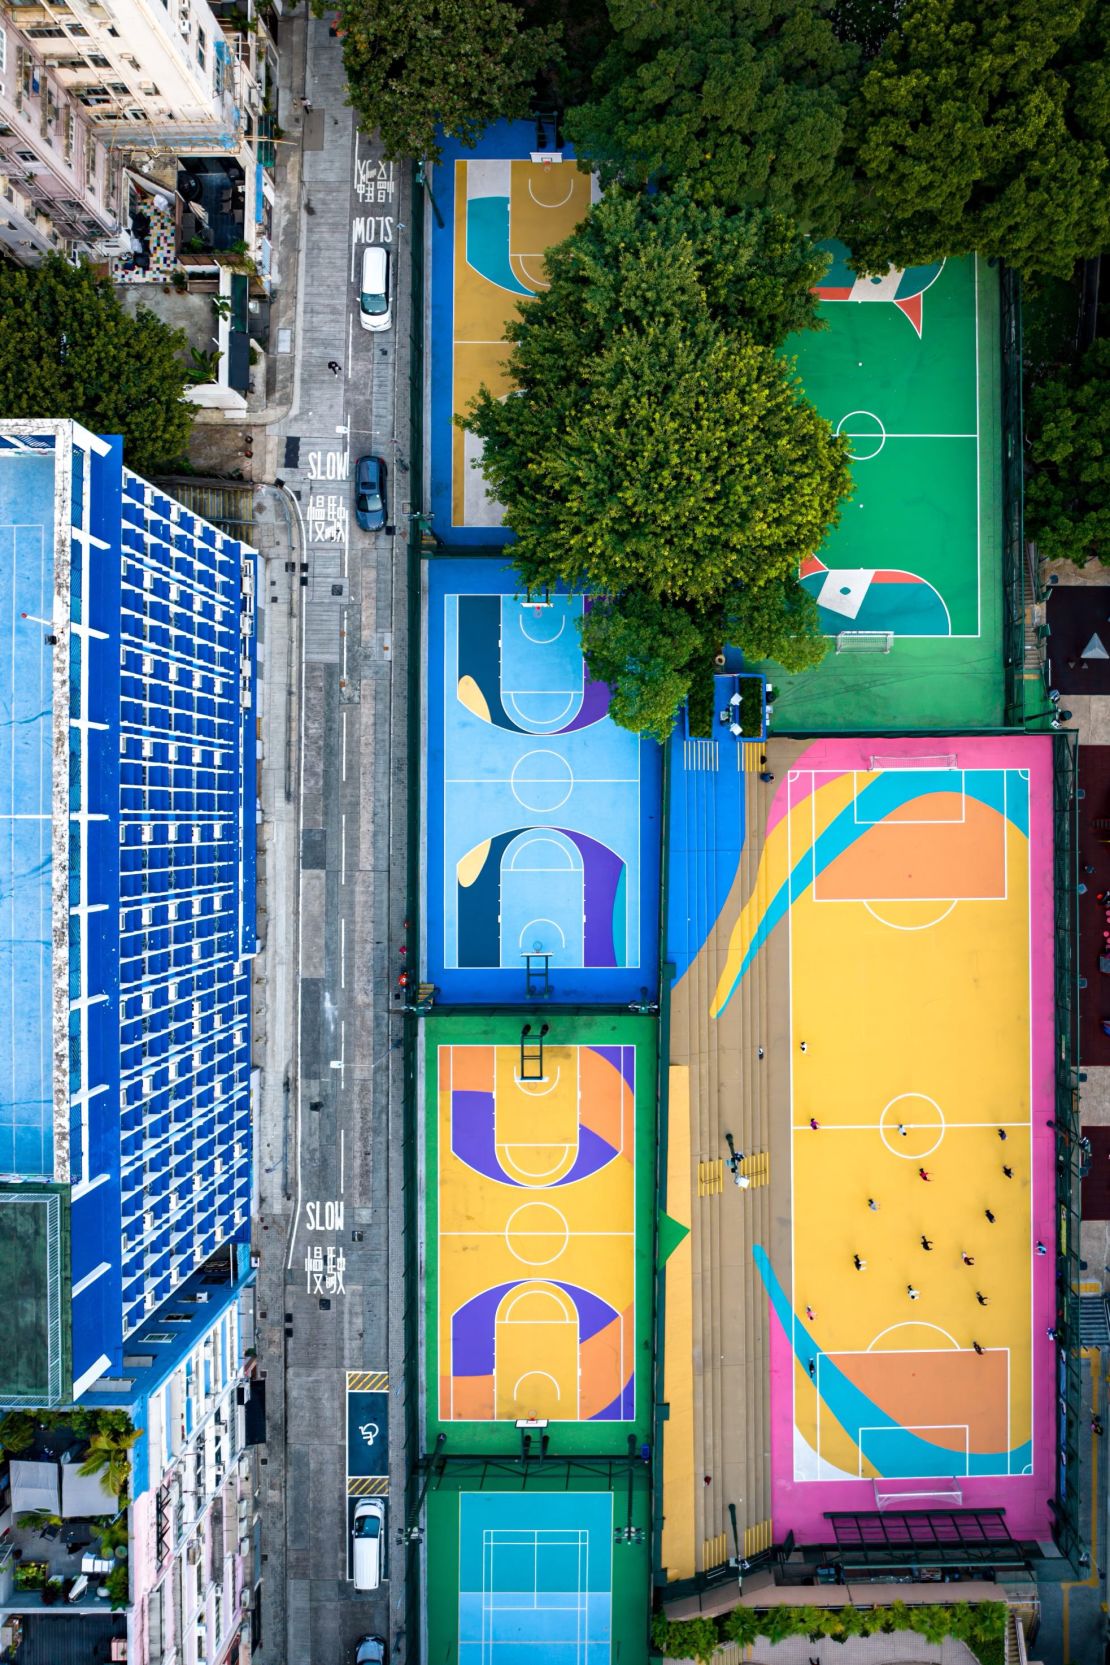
left=238, top=1535, right=250, bottom=1556
left=239, top=1585, right=251, bottom=1611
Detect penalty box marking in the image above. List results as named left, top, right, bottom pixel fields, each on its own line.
left=788, top=769, right=1009, bottom=905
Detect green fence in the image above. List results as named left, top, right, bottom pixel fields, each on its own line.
left=1000, top=264, right=1052, bottom=731
left=1051, top=729, right=1082, bottom=1566
left=401, top=157, right=427, bottom=1660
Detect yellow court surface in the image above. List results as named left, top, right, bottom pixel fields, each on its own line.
left=451, top=157, right=596, bottom=525
left=712, top=746, right=1053, bottom=1491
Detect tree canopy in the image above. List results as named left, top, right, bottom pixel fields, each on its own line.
left=565, top=0, right=859, bottom=230
left=0, top=256, right=194, bottom=476
left=462, top=190, right=850, bottom=737
left=325, top=0, right=561, bottom=161
left=844, top=0, right=1110, bottom=278
left=1025, top=340, right=1110, bottom=567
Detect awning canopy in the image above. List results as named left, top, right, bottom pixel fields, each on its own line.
left=9, top=1459, right=60, bottom=1515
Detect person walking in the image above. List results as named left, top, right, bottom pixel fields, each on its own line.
left=907, top=1285, right=921, bottom=1300
left=800, top=1040, right=808, bottom=1053
left=976, top=1291, right=989, bottom=1306
left=918, top=1167, right=931, bottom=1182
left=998, top=1128, right=1008, bottom=1141
left=961, top=1251, right=975, bottom=1265
left=805, top=1305, right=816, bottom=1322
left=808, top=1358, right=817, bottom=1380
left=868, top=1198, right=879, bottom=1211
left=985, top=1209, right=996, bottom=1223
left=921, top=1235, right=933, bottom=1251
left=1047, top=1326, right=1059, bottom=1340
left=1003, top=1165, right=1013, bottom=1179
left=972, top=1340, right=985, bottom=1355
left=1093, top=1416, right=1104, bottom=1436
left=759, top=771, right=775, bottom=783
left=853, top=1254, right=866, bottom=1271
left=809, top=1116, right=820, bottom=1131
left=327, top=359, right=342, bottom=376
left=1037, top=1241, right=1048, bottom=1256
left=896, top=1123, right=908, bottom=1137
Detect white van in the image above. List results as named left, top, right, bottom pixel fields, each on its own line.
left=352, top=1497, right=385, bottom=1589
left=359, top=246, right=391, bottom=332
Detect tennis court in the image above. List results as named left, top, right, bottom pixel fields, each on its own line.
left=425, top=1472, right=651, bottom=1665
left=425, top=559, right=662, bottom=1004
left=424, top=1013, right=656, bottom=1453
left=429, top=121, right=598, bottom=544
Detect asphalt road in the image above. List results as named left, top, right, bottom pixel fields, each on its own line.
left=253, top=14, right=413, bottom=1664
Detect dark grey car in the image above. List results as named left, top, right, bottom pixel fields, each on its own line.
left=354, top=454, right=387, bottom=532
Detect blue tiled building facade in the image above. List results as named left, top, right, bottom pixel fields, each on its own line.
left=0, top=420, right=257, bottom=1405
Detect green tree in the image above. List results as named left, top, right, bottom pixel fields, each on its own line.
left=578, top=593, right=711, bottom=743
left=844, top=0, right=1110, bottom=278
left=0, top=257, right=194, bottom=475
left=78, top=1424, right=141, bottom=1502
left=322, top=0, right=561, bottom=162
left=462, top=189, right=847, bottom=738
left=727, top=578, right=828, bottom=672
left=650, top=1611, right=721, bottom=1662
left=1025, top=340, right=1110, bottom=566
left=566, top=0, right=859, bottom=230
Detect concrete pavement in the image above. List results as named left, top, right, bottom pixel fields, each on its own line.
left=251, top=11, right=413, bottom=1663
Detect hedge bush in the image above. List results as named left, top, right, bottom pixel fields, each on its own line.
left=653, top=1598, right=1007, bottom=1662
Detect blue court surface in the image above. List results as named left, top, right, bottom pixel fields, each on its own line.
left=458, top=1492, right=612, bottom=1665
left=0, top=449, right=57, bottom=1176
left=425, top=559, right=662, bottom=1003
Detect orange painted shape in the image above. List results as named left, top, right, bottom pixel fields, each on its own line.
left=828, top=1346, right=1009, bottom=1452
left=449, top=1045, right=494, bottom=1093
left=579, top=1046, right=633, bottom=1155
left=817, top=792, right=1007, bottom=901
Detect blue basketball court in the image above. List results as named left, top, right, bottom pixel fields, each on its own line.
left=425, top=559, right=662, bottom=1003
left=458, top=1492, right=612, bottom=1665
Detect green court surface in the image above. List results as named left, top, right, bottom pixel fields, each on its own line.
left=425, top=1468, right=651, bottom=1665
left=756, top=253, right=1003, bottom=731
left=423, top=1013, right=657, bottom=1453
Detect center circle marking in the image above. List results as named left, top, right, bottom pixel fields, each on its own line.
left=510, top=750, right=573, bottom=812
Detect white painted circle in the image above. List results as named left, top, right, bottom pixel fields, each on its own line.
left=504, top=1201, right=570, bottom=1266
left=879, top=1092, right=946, bottom=1158
left=835, top=409, right=887, bottom=462
left=510, top=750, right=573, bottom=811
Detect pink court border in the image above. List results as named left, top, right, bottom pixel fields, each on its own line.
left=765, top=734, right=1056, bottom=1542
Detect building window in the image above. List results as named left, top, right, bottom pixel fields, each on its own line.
left=66, top=23, right=89, bottom=36
left=64, top=108, right=75, bottom=161
left=25, top=25, right=67, bottom=37
left=84, top=52, right=111, bottom=67
left=0, top=35, right=5, bottom=74
left=79, top=90, right=111, bottom=107
left=196, top=27, right=206, bottom=69
left=14, top=149, right=37, bottom=163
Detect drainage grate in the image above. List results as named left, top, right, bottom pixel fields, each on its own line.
left=1079, top=1294, right=1110, bottom=1346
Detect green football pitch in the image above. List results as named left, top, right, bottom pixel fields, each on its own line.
left=760, top=253, right=1002, bottom=731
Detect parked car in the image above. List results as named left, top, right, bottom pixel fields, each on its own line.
left=351, top=1497, right=385, bottom=1590
left=354, top=455, right=387, bottom=532
left=359, top=245, right=391, bottom=332
left=355, top=1638, right=387, bottom=1665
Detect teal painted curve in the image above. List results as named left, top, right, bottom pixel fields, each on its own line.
left=466, top=196, right=531, bottom=297
left=716, top=770, right=1028, bottom=1016
left=752, top=1243, right=1033, bottom=1478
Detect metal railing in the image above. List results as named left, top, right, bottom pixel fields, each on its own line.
left=1050, top=729, right=1082, bottom=1565
left=401, top=155, right=427, bottom=1663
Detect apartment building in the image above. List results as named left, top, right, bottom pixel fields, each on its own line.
left=0, top=418, right=257, bottom=1410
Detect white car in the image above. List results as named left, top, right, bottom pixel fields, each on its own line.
left=359, top=245, right=391, bottom=332
left=351, top=1496, right=385, bottom=1589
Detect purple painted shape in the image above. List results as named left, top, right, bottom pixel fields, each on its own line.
left=553, top=1281, right=617, bottom=1344
left=559, top=595, right=613, bottom=733
left=451, top=1088, right=524, bottom=1187
left=557, top=828, right=623, bottom=966
left=590, top=1372, right=636, bottom=1422
left=450, top=1279, right=619, bottom=1381
left=553, top=1123, right=618, bottom=1186
left=589, top=1043, right=636, bottom=1096
left=452, top=1280, right=519, bottom=1375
